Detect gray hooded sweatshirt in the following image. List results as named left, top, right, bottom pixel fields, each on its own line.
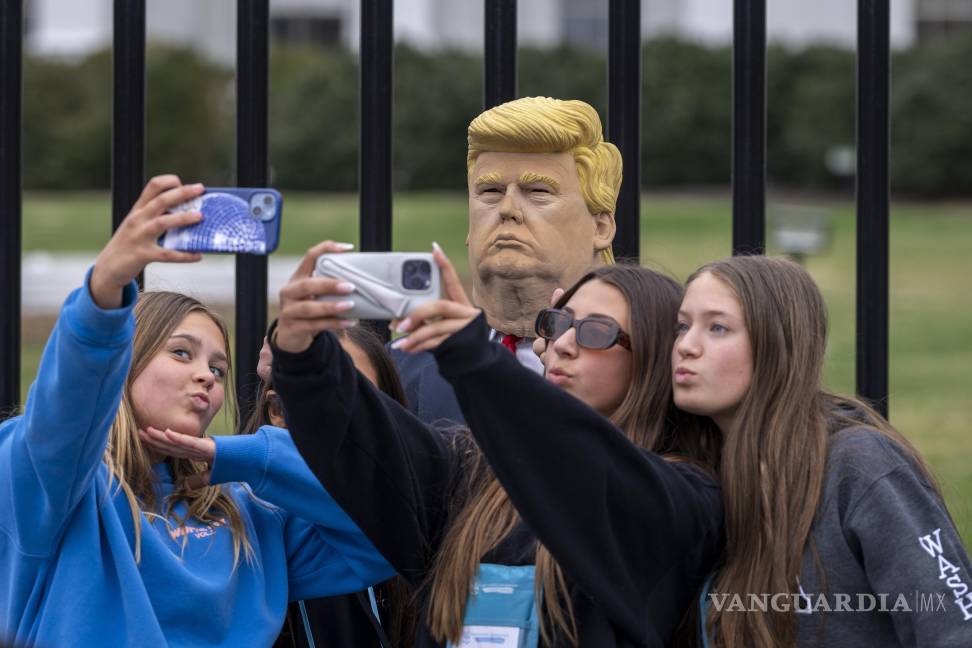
left=793, top=427, right=972, bottom=646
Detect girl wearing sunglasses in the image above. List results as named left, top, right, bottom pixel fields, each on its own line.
left=270, top=243, right=724, bottom=647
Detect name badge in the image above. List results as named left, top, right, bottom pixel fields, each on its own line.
left=447, top=564, right=540, bottom=648
left=456, top=625, right=521, bottom=647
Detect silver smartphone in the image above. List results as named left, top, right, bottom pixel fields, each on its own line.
left=313, top=252, right=441, bottom=320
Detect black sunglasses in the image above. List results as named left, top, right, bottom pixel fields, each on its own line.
left=534, top=308, right=631, bottom=351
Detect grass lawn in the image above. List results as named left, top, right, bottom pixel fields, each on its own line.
left=17, top=190, right=972, bottom=546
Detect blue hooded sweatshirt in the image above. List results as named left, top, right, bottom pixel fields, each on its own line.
left=0, top=275, right=395, bottom=647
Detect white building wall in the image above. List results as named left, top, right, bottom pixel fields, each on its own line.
left=147, top=0, right=235, bottom=65
left=517, top=0, right=563, bottom=48
left=27, top=0, right=111, bottom=59
left=673, top=0, right=915, bottom=49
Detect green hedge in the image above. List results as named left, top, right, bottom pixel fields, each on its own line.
left=20, top=37, right=972, bottom=197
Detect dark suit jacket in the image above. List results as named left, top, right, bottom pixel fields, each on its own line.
left=389, top=348, right=466, bottom=425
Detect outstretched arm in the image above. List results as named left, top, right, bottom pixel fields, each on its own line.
left=0, top=176, right=207, bottom=556
left=139, top=423, right=397, bottom=590
left=435, top=313, right=724, bottom=641
left=395, top=247, right=724, bottom=640
left=269, top=242, right=462, bottom=585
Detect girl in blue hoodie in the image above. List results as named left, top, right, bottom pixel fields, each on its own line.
left=0, top=176, right=393, bottom=648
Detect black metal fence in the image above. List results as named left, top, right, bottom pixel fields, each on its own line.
left=0, top=0, right=890, bottom=421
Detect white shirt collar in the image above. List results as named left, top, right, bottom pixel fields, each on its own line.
left=489, top=329, right=544, bottom=375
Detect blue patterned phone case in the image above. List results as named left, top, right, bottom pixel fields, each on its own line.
left=161, top=187, right=282, bottom=254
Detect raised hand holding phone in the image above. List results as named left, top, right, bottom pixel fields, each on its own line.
left=275, top=240, right=361, bottom=354
left=89, top=175, right=205, bottom=309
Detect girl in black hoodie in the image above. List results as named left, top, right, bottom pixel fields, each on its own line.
left=270, top=242, right=724, bottom=647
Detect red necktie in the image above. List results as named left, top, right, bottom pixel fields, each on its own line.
left=500, top=333, right=523, bottom=355
left=500, top=333, right=521, bottom=354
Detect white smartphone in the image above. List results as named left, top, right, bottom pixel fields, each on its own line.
left=313, top=252, right=441, bottom=320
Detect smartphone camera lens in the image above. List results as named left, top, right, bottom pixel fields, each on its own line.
left=250, top=193, right=277, bottom=221
left=402, top=260, right=432, bottom=291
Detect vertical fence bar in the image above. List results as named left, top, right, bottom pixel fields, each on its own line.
left=731, top=0, right=767, bottom=255
left=608, top=0, right=641, bottom=263
left=112, top=0, right=146, bottom=292
left=0, top=0, right=23, bottom=416
left=856, top=0, right=890, bottom=418
left=483, top=0, right=517, bottom=109
left=359, top=0, right=393, bottom=253
left=359, top=0, right=393, bottom=339
left=236, top=0, right=270, bottom=423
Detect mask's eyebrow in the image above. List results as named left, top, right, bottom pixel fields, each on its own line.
left=518, top=172, right=559, bottom=190
left=474, top=172, right=503, bottom=187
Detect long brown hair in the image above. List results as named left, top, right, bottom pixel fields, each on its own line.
left=691, top=256, right=941, bottom=648
left=104, top=291, right=252, bottom=565
left=427, top=264, right=720, bottom=646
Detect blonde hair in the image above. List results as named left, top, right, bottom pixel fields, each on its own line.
left=104, top=291, right=252, bottom=565
left=467, top=96, right=622, bottom=265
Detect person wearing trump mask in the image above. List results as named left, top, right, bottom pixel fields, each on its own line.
left=392, top=96, right=622, bottom=423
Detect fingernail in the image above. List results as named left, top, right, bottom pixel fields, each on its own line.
left=336, top=300, right=355, bottom=311
left=432, top=241, right=442, bottom=253
left=339, top=319, right=359, bottom=328
left=336, top=242, right=355, bottom=250
left=395, top=317, right=412, bottom=333
left=193, top=183, right=205, bottom=190
left=336, top=282, right=356, bottom=293
left=390, top=337, right=406, bottom=349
